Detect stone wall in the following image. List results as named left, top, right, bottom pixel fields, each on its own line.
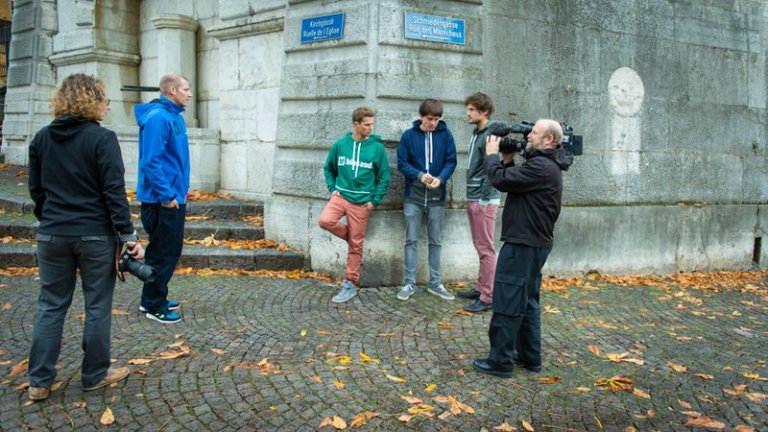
left=2, top=0, right=766, bottom=284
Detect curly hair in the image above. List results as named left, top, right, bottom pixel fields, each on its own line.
left=50, top=74, right=107, bottom=120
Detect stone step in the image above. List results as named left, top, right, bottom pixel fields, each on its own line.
left=129, top=199, right=263, bottom=219
left=0, top=243, right=307, bottom=272
left=0, top=214, right=263, bottom=241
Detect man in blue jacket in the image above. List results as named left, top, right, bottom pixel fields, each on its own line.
left=134, top=73, right=192, bottom=323
left=396, top=99, right=458, bottom=302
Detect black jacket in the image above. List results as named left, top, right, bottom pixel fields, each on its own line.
left=28, top=116, right=135, bottom=237
left=483, top=146, right=572, bottom=247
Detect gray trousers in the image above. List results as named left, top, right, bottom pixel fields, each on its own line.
left=28, top=234, right=117, bottom=388
left=403, top=201, right=444, bottom=288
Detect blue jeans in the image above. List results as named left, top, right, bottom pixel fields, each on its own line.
left=141, top=203, right=186, bottom=312
left=29, top=234, right=117, bottom=388
left=403, top=201, right=444, bottom=288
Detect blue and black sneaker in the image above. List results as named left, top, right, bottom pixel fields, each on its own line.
left=139, top=300, right=180, bottom=313
left=145, top=308, right=182, bottom=324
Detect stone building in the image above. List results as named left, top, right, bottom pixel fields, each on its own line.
left=2, top=0, right=766, bottom=285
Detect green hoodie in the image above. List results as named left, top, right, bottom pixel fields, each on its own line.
left=324, top=132, right=390, bottom=206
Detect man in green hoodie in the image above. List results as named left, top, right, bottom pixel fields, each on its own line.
left=318, top=107, right=391, bottom=303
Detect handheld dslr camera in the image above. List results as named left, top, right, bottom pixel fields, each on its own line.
left=488, top=121, right=584, bottom=158
left=118, top=248, right=157, bottom=283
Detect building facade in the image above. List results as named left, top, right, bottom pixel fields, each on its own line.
left=3, top=0, right=767, bottom=285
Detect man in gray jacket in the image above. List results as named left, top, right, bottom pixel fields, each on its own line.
left=458, top=93, right=500, bottom=312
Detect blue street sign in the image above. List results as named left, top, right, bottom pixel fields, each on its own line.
left=300, top=13, right=345, bottom=44
left=404, top=12, right=465, bottom=45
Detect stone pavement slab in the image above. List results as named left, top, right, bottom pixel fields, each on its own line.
left=1, top=273, right=767, bottom=431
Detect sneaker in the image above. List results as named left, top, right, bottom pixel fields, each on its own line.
left=396, top=284, right=416, bottom=301
left=145, top=309, right=182, bottom=324
left=83, top=366, right=130, bottom=391
left=28, top=386, right=50, bottom=401
left=139, top=300, right=180, bottom=313
left=456, top=287, right=481, bottom=299
left=332, top=280, right=357, bottom=303
left=427, top=284, right=455, bottom=300
left=463, top=299, right=492, bottom=313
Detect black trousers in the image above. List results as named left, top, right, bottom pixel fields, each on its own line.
left=487, top=242, right=551, bottom=370
left=140, top=203, right=186, bottom=312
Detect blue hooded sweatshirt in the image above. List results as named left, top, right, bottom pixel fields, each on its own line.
left=397, top=119, right=457, bottom=205
left=134, top=96, right=190, bottom=205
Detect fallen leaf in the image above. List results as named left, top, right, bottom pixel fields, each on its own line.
left=734, top=426, right=755, bottom=432
left=348, top=411, right=379, bottom=427
left=210, top=348, right=228, bottom=355
left=300, top=330, right=308, bottom=337
left=359, top=352, right=380, bottom=363
left=128, top=358, right=153, bottom=365
left=494, top=423, right=518, bottom=431
left=522, top=419, right=535, bottom=431
left=575, top=387, right=591, bottom=392
left=684, top=415, right=725, bottom=429
left=311, top=376, right=322, bottom=383
left=386, top=374, right=407, bottom=383
left=111, top=309, right=129, bottom=316
left=424, top=383, right=436, bottom=392
left=399, top=394, right=423, bottom=404
left=666, top=361, right=687, bottom=373
left=407, top=404, right=435, bottom=415
left=334, top=381, right=345, bottom=388
left=397, top=414, right=414, bottom=423
left=679, top=399, right=692, bottom=409
left=633, top=388, right=651, bottom=399
left=319, top=415, right=347, bottom=429
left=538, top=376, right=561, bottom=384
left=73, top=401, right=87, bottom=409
left=694, top=373, right=714, bottom=380
left=100, top=407, right=115, bottom=425
left=9, top=359, right=28, bottom=377
left=437, top=322, right=453, bottom=329
left=588, top=345, right=600, bottom=357
left=594, top=375, right=634, bottom=393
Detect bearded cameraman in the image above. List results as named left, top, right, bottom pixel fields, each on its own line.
left=472, top=119, right=572, bottom=378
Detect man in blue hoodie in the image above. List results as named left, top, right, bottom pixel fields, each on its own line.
left=396, top=99, right=457, bottom=302
left=134, top=73, right=192, bottom=324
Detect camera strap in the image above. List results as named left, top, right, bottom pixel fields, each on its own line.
left=115, top=243, right=126, bottom=282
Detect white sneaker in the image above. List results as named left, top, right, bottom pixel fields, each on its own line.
left=427, top=284, right=455, bottom=300
left=332, top=280, right=358, bottom=303
left=396, top=284, right=416, bottom=301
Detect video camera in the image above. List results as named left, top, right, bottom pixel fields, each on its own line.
left=488, top=121, right=583, bottom=158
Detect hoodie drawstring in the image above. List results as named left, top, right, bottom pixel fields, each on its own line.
left=353, top=141, right=362, bottom=178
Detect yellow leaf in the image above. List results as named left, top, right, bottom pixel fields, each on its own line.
left=678, top=399, right=692, bottom=409
left=494, top=423, right=518, bottom=431
left=734, top=425, right=755, bottom=432
left=210, top=348, right=228, bottom=355
left=407, top=404, right=435, bottom=415
left=694, top=373, right=714, bottom=380
left=398, top=414, right=413, bottom=423
left=111, top=309, right=130, bottom=315
left=575, top=387, right=591, bottom=392
left=633, top=388, right=651, bottom=399
left=311, top=376, right=322, bottom=383
left=100, top=407, right=115, bottom=425
left=300, top=330, right=307, bottom=337
left=522, top=419, right=535, bottom=431
left=319, top=415, right=347, bottom=430
left=538, top=376, right=561, bottom=384
left=359, top=352, right=380, bottom=363
left=128, top=358, right=153, bottom=365
left=424, top=383, right=436, bottom=392
left=73, top=401, right=87, bottom=409
left=437, top=322, right=453, bottom=329
left=334, top=381, right=345, bottom=388
left=386, top=374, right=407, bottom=383
left=348, top=411, right=379, bottom=427
left=399, top=394, right=423, bottom=404
left=666, top=361, right=687, bottom=373
left=454, top=309, right=474, bottom=316
left=10, top=359, right=28, bottom=377
left=684, top=415, right=725, bottom=429
left=588, top=345, right=600, bottom=357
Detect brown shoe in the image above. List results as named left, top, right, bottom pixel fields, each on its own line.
left=28, top=386, right=50, bottom=401
left=83, top=366, right=130, bottom=391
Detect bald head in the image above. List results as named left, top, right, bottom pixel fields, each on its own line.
left=159, top=73, right=192, bottom=107
left=527, top=119, right=563, bottom=152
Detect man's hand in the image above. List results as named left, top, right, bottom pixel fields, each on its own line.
left=364, top=202, right=374, bottom=211
left=428, top=177, right=442, bottom=189
left=486, top=135, right=501, bottom=155
left=421, top=173, right=435, bottom=186
left=162, top=198, right=179, bottom=209
left=125, top=242, right=145, bottom=260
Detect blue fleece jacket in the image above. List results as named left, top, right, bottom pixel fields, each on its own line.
left=397, top=119, right=457, bottom=204
left=134, top=96, right=190, bottom=205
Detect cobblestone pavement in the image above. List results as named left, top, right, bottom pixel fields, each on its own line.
left=1, top=273, right=767, bottom=431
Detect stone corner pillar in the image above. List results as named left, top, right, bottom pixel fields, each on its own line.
left=151, top=13, right=198, bottom=127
